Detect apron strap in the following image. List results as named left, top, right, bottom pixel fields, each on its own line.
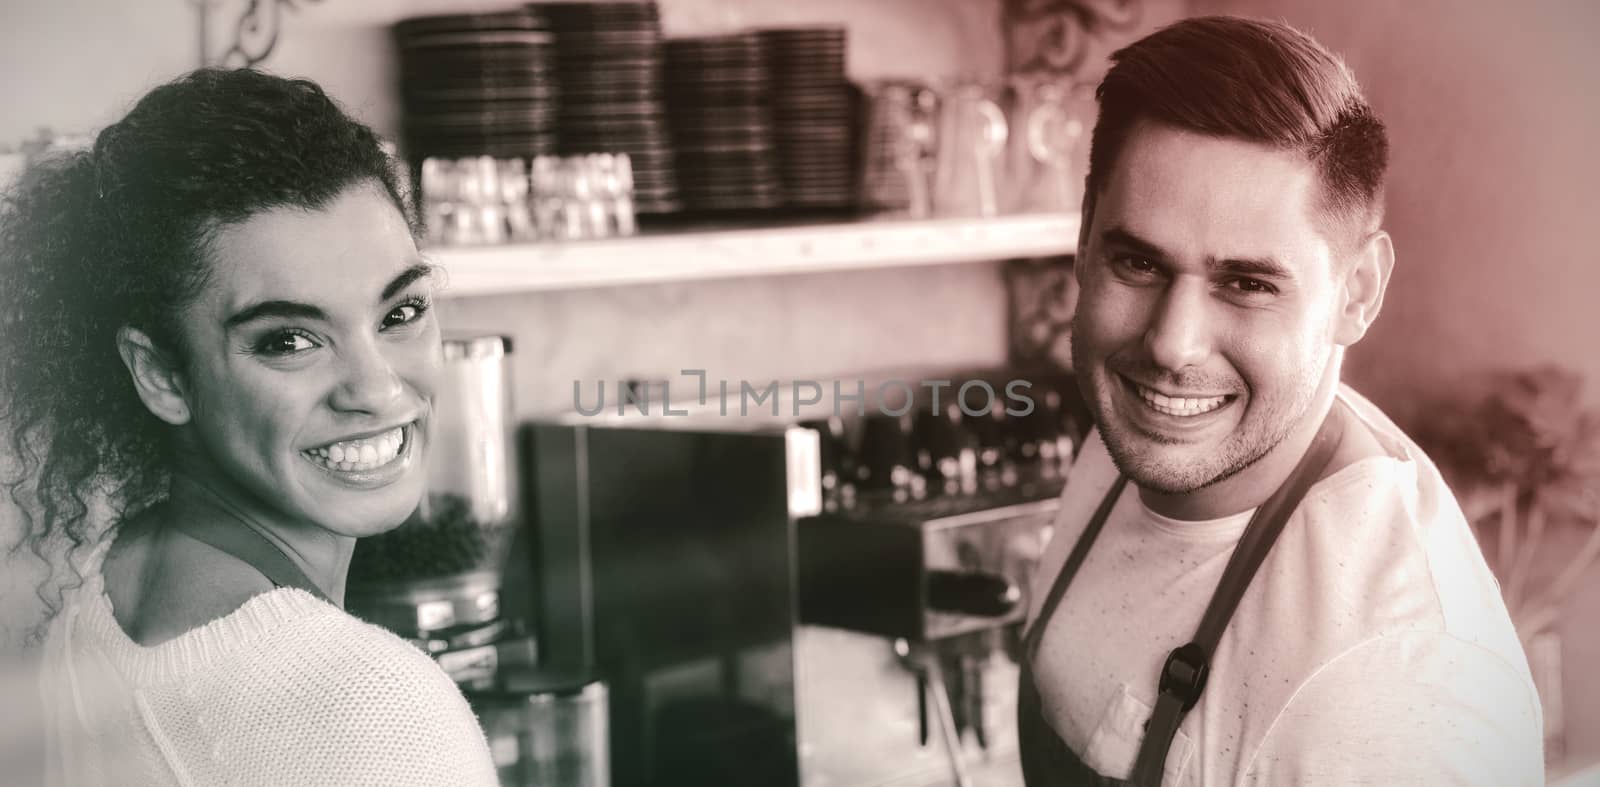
left=164, top=474, right=333, bottom=605
left=1127, top=403, right=1348, bottom=786
left=1023, top=474, right=1130, bottom=660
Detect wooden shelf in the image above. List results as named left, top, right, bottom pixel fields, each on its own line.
left=428, top=213, right=1080, bottom=297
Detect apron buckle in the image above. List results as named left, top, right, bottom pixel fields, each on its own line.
left=1159, top=642, right=1210, bottom=712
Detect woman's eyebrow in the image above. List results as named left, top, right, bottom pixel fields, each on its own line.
left=224, top=300, right=327, bottom=331
left=225, top=263, right=434, bottom=331
left=381, top=263, right=434, bottom=302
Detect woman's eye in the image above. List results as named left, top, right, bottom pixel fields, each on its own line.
left=382, top=298, right=430, bottom=329
left=256, top=331, right=317, bottom=356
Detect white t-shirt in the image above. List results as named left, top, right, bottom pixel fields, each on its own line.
left=1027, top=385, right=1543, bottom=786
left=37, top=541, right=498, bottom=787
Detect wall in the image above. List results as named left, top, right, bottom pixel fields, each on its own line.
left=1188, top=0, right=1600, bottom=774
left=0, top=0, right=195, bottom=149
left=1183, top=0, right=1600, bottom=407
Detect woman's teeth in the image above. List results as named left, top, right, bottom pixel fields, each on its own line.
left=304, top=427, right=405, bottom=472
left=1138, top=386, right=1229, bottom=417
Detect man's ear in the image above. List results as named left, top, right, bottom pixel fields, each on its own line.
left=1333, top=230, right=1394, bottom=346
left=115, top=326, right=191, bottom=426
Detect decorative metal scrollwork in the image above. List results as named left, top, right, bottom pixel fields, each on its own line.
left=1003, top=0, right=1142, bottom=75
left=192, top=0, right=323, bottom=68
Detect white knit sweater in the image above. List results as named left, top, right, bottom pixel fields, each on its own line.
left=37, top=542, right=499, bottom=786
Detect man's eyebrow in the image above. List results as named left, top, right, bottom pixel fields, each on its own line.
left=1207, top=255, right=1292, bottom=280
left=381, top=262, right=435, bottom=302
left=224, top=300, right=328, bottom=331
left=1101, top=227, right=1168, bottom=260
left=1103, top=226, right=1292, bottom=280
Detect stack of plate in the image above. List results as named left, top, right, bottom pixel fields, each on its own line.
left=394, top=10, right=558, bottom=160
left=663, top=33, right=781, bottom=212
left=760, top=27, right=856, bottom=210
left=540, top=1, right=680, bottom=214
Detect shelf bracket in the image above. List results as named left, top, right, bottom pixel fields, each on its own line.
left=192, top=0, right=324, bottom=69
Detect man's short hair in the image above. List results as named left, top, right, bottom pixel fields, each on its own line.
left=1085, top=16, right=1389, bottom=249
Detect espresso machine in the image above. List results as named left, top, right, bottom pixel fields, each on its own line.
left=521, top=408, right=821, bottom=787
left=512, top=369, right=1088, bottom=787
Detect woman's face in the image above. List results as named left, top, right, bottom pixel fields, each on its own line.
left=174, top=182, right=441, bottom=537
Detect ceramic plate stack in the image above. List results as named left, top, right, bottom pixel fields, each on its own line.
left=760, top=27, right=856, bottom=210
left=394, top=10, right=558, bottom=160
left=663, top=33, right=781, bottom=213
left=539, top=1, right=679, bottom=214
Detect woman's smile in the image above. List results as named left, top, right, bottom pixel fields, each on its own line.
left=301, top=421, right=420, bottom=488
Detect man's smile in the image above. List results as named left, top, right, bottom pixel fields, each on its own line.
left=1113, top=372, right=1242, bottom=438
left=1134, top=384, right=1234, bottom=417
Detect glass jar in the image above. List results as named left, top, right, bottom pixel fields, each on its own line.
left=347, top=335, right=522, bottom=634
left=471, top=670, right=610, bottom=787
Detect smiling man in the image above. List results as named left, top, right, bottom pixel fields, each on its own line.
left=1018, top=16, right=1543, bottom=787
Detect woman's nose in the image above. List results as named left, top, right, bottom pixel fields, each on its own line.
left=330, top=343, right=405, bottom=414
left=1143, top=284, right=1213, bottom=372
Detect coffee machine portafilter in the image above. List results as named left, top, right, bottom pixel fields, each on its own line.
left=794, top=372, right=1087, bottom=786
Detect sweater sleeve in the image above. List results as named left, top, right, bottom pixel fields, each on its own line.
left=216, top=618, right=499, bottom=787
left=1242, top=630, right=1543, bottom=787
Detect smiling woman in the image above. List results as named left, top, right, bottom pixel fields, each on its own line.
left=0, top=69, right=497, bottom=785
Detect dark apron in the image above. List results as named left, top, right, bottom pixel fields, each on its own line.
left=1018, top=404, right=1348, bottom=786
left=162, top=472, right=334, bottom=605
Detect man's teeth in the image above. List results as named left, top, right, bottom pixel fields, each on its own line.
left=304, top=427, right=404, bottom=471
left=1139, top=387, right=1228, bottom=417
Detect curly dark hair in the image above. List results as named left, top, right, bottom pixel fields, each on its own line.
left=0, top=67, right=411, bottom=629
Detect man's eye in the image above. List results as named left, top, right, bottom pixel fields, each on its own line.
left=1226, top=277, right=1277, bottom=294
left=256, top=331, right=317, bottom=356
left=1114, top=256, right=1159, bottom=275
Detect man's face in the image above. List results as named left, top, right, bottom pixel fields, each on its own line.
left=1071, top=122, right=1347, bottom=495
